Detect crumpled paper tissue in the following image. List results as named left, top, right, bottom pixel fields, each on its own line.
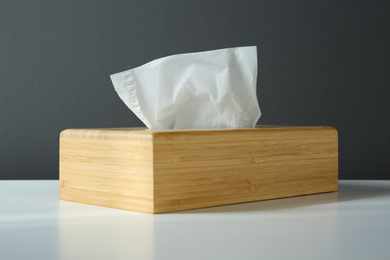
left=110, top=46, right=261, bottom=129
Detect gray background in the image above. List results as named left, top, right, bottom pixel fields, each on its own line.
left=1, top=0, right=389, bottom=180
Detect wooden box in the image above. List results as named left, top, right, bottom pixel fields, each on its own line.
left=59, top=126, right=338, bottom=213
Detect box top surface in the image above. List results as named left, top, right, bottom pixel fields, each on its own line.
left=60, top=126, right=337, bottom=140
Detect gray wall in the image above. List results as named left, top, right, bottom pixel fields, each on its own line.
left=1, top=0, right=389, bottom=180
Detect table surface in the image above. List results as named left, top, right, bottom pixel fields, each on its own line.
left=1, top=180, right=390, bottom=260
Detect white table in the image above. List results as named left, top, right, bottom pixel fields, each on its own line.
left=1, top=180, right=390, bottom=260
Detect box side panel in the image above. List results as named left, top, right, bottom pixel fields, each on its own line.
left=60, top=134, right=154, bottom=213
left=153, top=127, right=338, bottom=213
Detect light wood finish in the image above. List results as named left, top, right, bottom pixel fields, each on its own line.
left=59, top=126, right=338, bottom=213
left=60, top=129, right=154, bottom=213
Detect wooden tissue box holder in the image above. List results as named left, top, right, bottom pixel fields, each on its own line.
left=59, top=126, right=338, bottom=213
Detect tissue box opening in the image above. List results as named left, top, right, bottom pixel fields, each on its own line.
left=59, top=126, right=338, bottom=213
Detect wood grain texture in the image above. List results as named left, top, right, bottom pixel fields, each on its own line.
left=59, top=126, right=338, bottom=213
left=59, top=129, right=154, bottom=213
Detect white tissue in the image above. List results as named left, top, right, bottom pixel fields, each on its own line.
left=110, top=46, right=261, bottom=129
